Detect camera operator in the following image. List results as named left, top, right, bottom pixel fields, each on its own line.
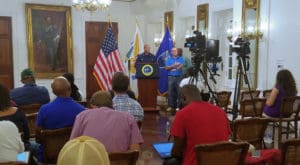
left=165, top=47, right=184, bottom=113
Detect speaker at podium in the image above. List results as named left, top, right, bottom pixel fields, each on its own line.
left=135, top=62, right=159, bottom=111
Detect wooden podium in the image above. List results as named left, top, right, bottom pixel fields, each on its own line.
left=135, top=62, right=159, bottom=111
left=138, top=79, right=158, bottom=111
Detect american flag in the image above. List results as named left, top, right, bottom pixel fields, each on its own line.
left=93, top=27, right=125, bottom=91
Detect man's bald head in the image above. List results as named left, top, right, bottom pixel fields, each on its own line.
left=51, top=76, right=71, bottom=97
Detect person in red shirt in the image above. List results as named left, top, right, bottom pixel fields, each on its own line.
left=170, top=84, right=231, bottom=165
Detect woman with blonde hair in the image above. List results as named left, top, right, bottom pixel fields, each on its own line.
left=57, top=136, right=109, bottom=165
left=263, top=69, right=297, bottom=117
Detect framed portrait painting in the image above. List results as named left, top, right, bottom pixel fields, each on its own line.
left=25, top=4, right=73, bottom=78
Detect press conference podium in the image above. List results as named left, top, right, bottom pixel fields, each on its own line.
left=136, top=62, right=160, bottom=111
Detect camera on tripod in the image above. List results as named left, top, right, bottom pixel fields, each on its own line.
left=184, top=30, right=222, bottom=75
left=232, top=37, right=251, bottom=57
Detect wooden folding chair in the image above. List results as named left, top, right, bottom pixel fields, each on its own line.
left=19, top=104, right=41, bottom=114
left=233, top=117, right=269, bottom=149
left=194, top=141, right=249, bottom=165
left=109, top=150, right=139, bottom=165
left=36, top=127, right=72, bottom=164
left=216, top=91, right=232, bottom=113
left=281, top=138, right=300, bottom=165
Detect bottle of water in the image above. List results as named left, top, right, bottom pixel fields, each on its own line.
left=166, top=121, right=170, bottom=136
left=264, top=127, right=273, bottom=148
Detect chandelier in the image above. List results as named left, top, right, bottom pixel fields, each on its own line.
left=72, top=0, right=112, bottom=12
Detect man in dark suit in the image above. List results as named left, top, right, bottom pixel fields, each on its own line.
left=135, top=44, right=156, bottom=66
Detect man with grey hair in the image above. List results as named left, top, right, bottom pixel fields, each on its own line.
left=70, top=91, right=144, bottom=152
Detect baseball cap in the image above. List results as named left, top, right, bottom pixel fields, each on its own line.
left=57, top=136, right=109, bottom=165
left=21, top=68, right=34, bottom=79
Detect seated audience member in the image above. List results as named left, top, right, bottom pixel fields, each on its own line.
left=70, top=91, right=143, bottom=152
left=37, top=76, right=85, bottom=129
left=62, top=73, right=82, bottom=101
left=0, top=120, right=25, bottom=163
left=112, top=72, right=144, bottom=121
left=58, top=136, right=109, bottom=165
left=263, top=69, right=297, bottom=117
left=0, top=83, right=30, bottom=148
left=109, top=89, right=137, bottom=100
left=10, top=68, right=50, bottom=106
left=170, top=84, right=231, bottom=165
left=36, top=76, right=85, bottom=162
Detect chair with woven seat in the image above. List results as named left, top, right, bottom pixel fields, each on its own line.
left=281, top=138, right=300, bottom=165
left=263, top=89, right=272, bottom=99
left=239, top=98, right=266, bottom=118
left=36, top=127, right=72, bottom=164
left=216, top=91, right=232, bottom=113
left=233, top=117, right=269, bottom=149
left=194, top=141, right=249, bottom=165
left=109, top=150, right=139, bottom=165
left=19, top=103, right=41, bottom=114
left=240, top=90, right=260, bottom=102
left=268, top=96, right=300, bottom=147
left=26, top=112, right=37, bottom=138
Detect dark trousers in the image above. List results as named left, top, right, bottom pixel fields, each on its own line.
left=167, top=76, right=181, bottom=108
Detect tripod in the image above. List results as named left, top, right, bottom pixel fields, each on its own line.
left=190, top=64, right=219, bottom=106
left=232, top=54, right=257, bottom=120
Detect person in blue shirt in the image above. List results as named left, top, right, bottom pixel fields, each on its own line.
left=36, top=76, right=85, bottom=162
left=165, top=48, right=184, bottom=113
left=135, top=44, right=156, bottom=66
left=10, top=68, right=50, bottom=106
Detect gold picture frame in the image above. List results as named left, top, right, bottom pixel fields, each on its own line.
left=25, top=3, right=73, bottom=78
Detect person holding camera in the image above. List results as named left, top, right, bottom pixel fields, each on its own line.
left=165, top=47, right=184, bottom=113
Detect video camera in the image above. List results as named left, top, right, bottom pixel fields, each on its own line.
left=232, top=37, right=251, bottom=57
left=184, top=30, right=222, bottom=74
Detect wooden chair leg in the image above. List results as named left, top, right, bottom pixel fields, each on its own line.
left=278, top=121, right=282, bottom=148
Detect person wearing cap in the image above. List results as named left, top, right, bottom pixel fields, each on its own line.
left=36, top=76, right=85, bottom=162
left=9, top=68, right=50, bottom=106
left=57, top=136, right=109, bottom=165
left=70, top=91, right=144, bottom=152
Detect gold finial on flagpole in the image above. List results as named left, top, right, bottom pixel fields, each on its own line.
left=107, top=14, right=112, bottom=27
left=135, top=16, right=140, bottom=27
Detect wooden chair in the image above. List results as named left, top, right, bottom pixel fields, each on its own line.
left=216, top=91, right=232, bottom=113
left=268, top=96, right=300, bottom=147
left=239, top=98, right=266, bottom=118
left=26, top=112, right=37, bottom=138
left=281, top=138, right=300, bottom=165
left=18, top=103, right=41, bottom=114
left=36, top=127, right=72, bottom=164
left=233, top=117, right=269, bottom=149
left=109, top=150, right=139, bottom=165
left=263, top=89, right=272, bottom=99
left=240, top=90, right=260, bottom=102
left=194, top=141, right=249, bottom=165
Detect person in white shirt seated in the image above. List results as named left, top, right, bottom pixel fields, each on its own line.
left=0, top=120, right=24, bottom=163
left=179, top=67, right=210, bottom=102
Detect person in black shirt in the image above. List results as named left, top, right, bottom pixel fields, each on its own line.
left=63, top=73, right=82, bottom=101
left=135, top=44, right=156, bottom=66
